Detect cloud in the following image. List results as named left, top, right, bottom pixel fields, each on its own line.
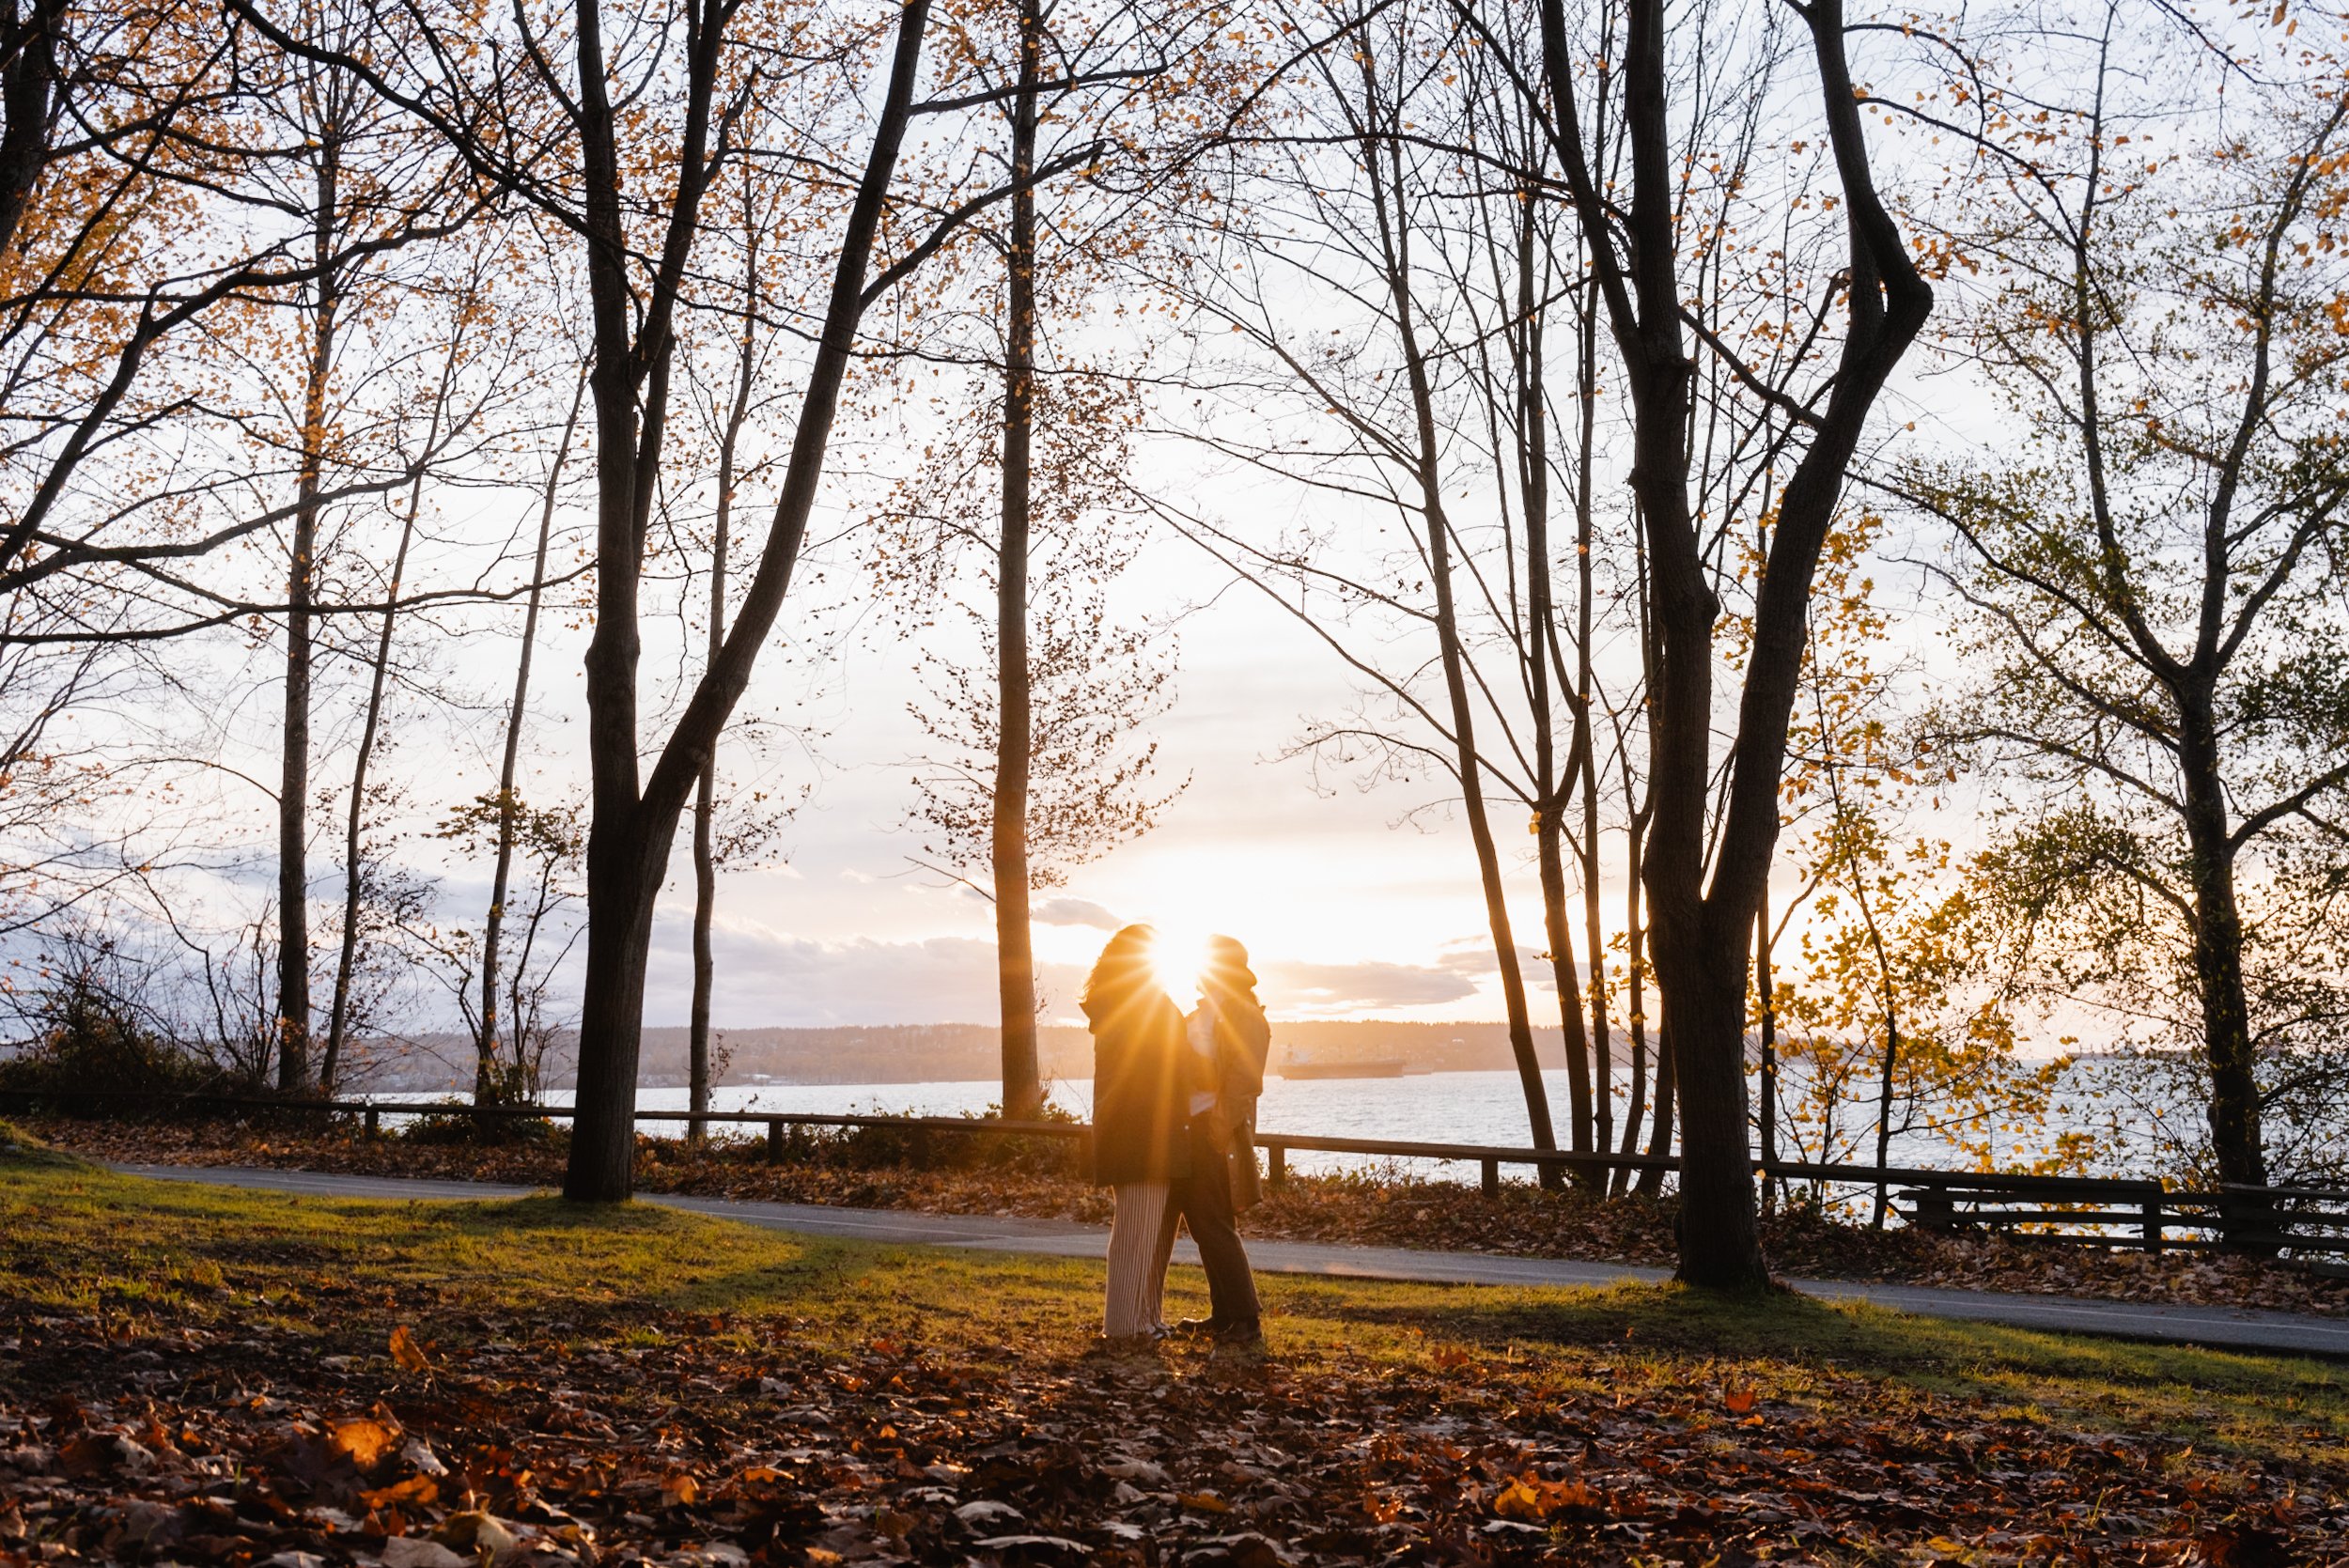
left=640, top=917, right=1091, bottom=1026
left=1257, top=958, right=1479, bottom=1013
left=633, top=913, right=1503, bottom=1026
left=1033, top=896, right=1123, bottom=932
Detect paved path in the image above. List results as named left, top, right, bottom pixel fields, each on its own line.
left=106, top=1162, right=2349, bottom=1359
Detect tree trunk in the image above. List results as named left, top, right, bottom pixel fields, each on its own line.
left=1571, top=264, right=1611, bottom=1173
left=565, top=0, right=936, bottom=1203
left=1359, top=101, right=1555, bottom=1160
left=691, top=224, right=759, bottom=1146
left=1755, top=896, right=1779, bottom=1212
left=567, top=834, right=670, bottom=1202
left=1536, top=809, right=1594, bottom=1174
left=1611, top=807, right=1649, bottom=1199
left=277, top=131, right=342, bottom=1097
left=1634, top=1011, right=1676, bottom=1197
left=688, top=602, right=723, bottom=1141
left=1535, top=0, right=1927, bottom=1288
left=1658, top=963, right=1758, bottom=1275
left=1871, top=1008, right=1899, bottom=1227
left=991, top=0, right=1043, bottom=1122
left=0, top=0, right=63, bottom=263
left=480, top=375, right=582, bottom=1104
left=2178, top=692, right=2269, bottom=1225
left=1516, top=173, right=1595, bottom=1174
left=322, top=412, right=433, bottom=1094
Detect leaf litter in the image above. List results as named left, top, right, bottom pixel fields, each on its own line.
left=2, top=1291, right=2343, bottom=1566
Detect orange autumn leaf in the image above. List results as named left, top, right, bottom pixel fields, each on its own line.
left=328, top=1417, right=399, bottom=1469
left=388, top=1326, right=431, bottom=1373
left=1493, top=1474, right=1606, bottom=1521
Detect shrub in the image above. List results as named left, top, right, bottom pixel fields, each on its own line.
left=397, top=1097, right=562, bottom=1147
left=0, top=946, right=216, bottom=1110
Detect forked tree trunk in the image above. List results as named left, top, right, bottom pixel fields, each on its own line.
left=565, top=0, right=936, bottom=1203
left=1535, top=0, right=1927, bottom=1286
left=990, top=0, right=1044, bottom=1122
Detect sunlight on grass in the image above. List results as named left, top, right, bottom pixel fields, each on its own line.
left=5, top=1157, right=2344, bottom=1468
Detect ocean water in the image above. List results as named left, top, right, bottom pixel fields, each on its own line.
left=388, top=1062, right=2159, bottom=1182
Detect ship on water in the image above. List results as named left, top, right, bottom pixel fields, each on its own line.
left=1275, top=1042, right=1418, bottom=1079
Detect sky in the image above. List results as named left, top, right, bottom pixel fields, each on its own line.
left=620, top=528, right=1559, bottom=1031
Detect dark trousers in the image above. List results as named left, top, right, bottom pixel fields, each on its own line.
left=1162, top=1119, right=1261, bottom=1324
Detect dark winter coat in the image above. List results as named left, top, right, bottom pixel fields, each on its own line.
left=1198, top=988, right=1273, bottom=1210
left=1083, top=987, right=1190, bottom=1187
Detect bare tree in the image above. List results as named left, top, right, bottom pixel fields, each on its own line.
left=1523, top=0, right=1932, bottom=1284
left=1906, top=7, right=2349, bottom=1203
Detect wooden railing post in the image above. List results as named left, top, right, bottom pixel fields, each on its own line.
left=1265, top=1141, right=1286, bottom=1189
left=1912, top=1185, right=1955, bottom=1234
left=767, top=1118, right=785, bottom=1164
left=364, top=1105, right=380, bottom=1140
left=2140, top=1197, right=2163, bottom=1250
left=1481, top=1157, right=1500, bottom=1199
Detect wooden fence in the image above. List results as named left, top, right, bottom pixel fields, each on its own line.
left=7, top=1087, right=2345, bottom=1256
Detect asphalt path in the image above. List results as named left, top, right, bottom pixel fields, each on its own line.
left=101, top=1161, right=2349, bottom=1358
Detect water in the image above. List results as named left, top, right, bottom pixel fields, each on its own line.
left=387, top=1063, right=2158, bottom=1182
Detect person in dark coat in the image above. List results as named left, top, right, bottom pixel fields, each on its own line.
left=1081, top=924, right=1189, bottom=1341
left=1159, top=935, right=1269, bottom=1345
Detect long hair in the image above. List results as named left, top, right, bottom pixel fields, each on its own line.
left=1203, top=934, right=1271, bottom=1082
left=1081, top=924, right=1159, bottom=1018
left=1202, top=935, right=1259, bottom=1006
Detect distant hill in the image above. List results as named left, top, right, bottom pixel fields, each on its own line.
left=364, top=1019, right=1563, bottom=1090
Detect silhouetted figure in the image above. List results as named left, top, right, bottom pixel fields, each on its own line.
left=1081, top=924, right=1189, bottom=1342
left=1159, top=934, right=1269, bottom=1345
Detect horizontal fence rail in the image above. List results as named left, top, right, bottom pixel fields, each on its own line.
left=6, top=1086, right=2344, bottom=1257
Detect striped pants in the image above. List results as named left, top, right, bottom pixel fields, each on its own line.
left=1104, top=1181, right=1173, bottom=1338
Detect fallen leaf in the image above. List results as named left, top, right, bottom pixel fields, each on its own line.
left=328, top=1417, right=398, bottom=1469
left=388, top=1326, right=431, bottom=1374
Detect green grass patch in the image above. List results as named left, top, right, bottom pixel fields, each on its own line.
left=4, top=1159, right=2344, bottom=1469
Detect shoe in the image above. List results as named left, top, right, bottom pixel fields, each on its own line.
left=1210, top=1317, right=1263, bottom=1347
left=1170, top=1317, right=1222, bottom=1339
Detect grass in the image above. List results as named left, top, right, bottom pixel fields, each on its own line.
left=5, top=1144, right=2346, bottom=1471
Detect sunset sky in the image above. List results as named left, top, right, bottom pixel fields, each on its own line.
left=621, top=530, right=1563, bottom=1030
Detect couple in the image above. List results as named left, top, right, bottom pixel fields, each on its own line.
left=1081, top=924, right=1270, bottom=1348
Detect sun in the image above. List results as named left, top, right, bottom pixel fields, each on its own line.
left=1145, top=924, right=1213, bottom=1002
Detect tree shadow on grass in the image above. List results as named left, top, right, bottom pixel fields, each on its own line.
left=1277, top=1275, right=2349, bottom=1452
